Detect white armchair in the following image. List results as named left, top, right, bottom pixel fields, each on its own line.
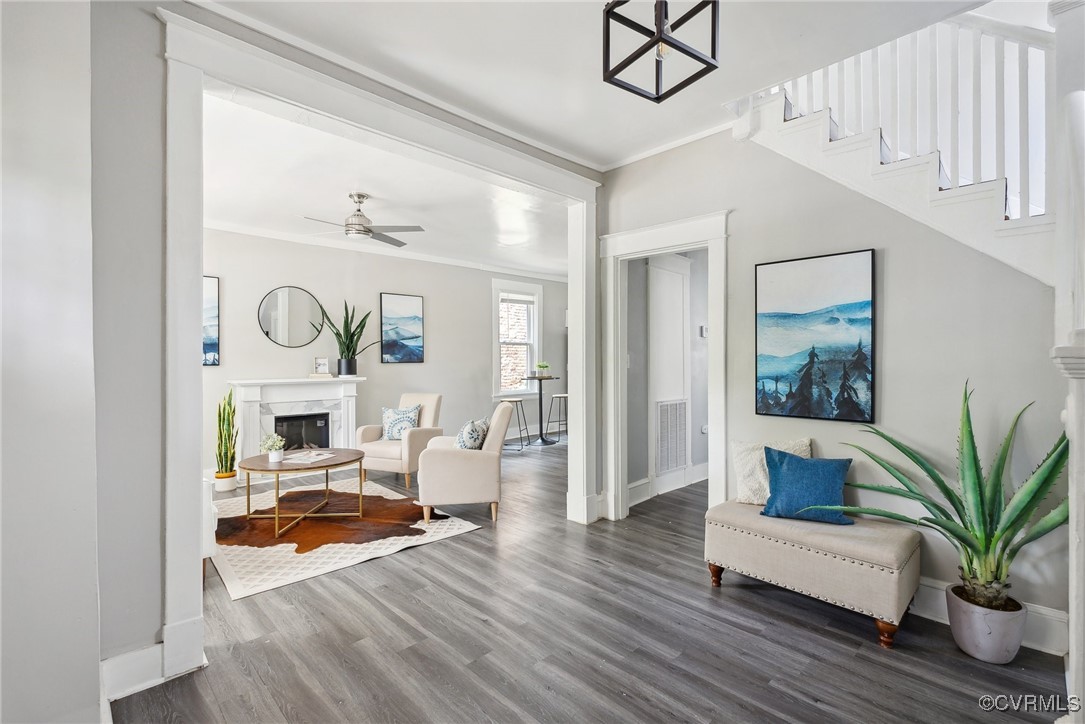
left=417, top=402, right=514, bottom=522
left=356, top=393, right=443, bottom=489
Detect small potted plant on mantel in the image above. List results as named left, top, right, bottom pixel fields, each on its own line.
left=807, top=384, right=1069, bottom=664
left=535, top=361, right=552, bottom=378
left=261, top=433, right=286, bottom=463
left=214, top=389, right=239, bottom=492
left=313, top=301, right=380, bottom=377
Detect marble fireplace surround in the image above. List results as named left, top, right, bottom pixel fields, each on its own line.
left=228, top=378, right=365, bottom=462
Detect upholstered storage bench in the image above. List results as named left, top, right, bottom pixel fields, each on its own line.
left=704, top=501, right=921, bottom=647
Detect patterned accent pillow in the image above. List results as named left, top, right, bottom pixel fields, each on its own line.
left=731, top=438, right=812, bottom=505
left=382, top=404, right=421, bottom=440
left=455, top=418, right=490, bottom=450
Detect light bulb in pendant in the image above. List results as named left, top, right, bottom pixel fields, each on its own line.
left=655, top=21, right=672, bottom=61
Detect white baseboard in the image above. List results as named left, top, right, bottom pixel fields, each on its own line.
left=909, top=577, right=1069, bottom=655
left=628, top=477, right=651, bottom=506
left=686, top=462, right=708, bottom=485
left=101, top=644, right=165, bottom=701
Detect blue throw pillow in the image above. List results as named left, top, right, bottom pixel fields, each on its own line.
left=762, top=447, right=854, bottom=525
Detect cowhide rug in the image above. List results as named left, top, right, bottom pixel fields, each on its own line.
left=211, top=478, right=479, bottom=599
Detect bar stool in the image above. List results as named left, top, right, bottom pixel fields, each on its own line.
left=547, top=393, right=568, bottom=441
left=503, top=398, right=530, bottom=451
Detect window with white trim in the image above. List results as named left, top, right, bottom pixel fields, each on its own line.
left=493, top=280, right=543, bottom=396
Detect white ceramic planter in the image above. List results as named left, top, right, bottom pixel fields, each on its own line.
left=213, top=472, right=238, bottom=493
left=945, top=584, right=1027, bottom=664
left=267, top=449, right=284, bottom=463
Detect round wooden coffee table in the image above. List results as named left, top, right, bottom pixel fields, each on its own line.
left=237, top=448, right=364, bottom=538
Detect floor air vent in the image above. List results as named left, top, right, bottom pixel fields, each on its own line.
left=656, top=399, right=688, bottom=475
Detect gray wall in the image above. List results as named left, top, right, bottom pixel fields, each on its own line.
left=626, top=259, right=649, bottom=482
left=203, top=229, right=568, bottom=466
left=686, top=249, right=710, bottom=466
left=602, top=131, right=1069, bottom=611
left=91, top=0, right=169, bottom=660
left=2, top=4, right=102, bottom=720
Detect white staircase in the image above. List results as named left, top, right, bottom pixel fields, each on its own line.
left=730, top=13, right=1056, bottom=286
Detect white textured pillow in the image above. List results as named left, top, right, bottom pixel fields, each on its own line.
left=732, top=438, right=812, bottom=505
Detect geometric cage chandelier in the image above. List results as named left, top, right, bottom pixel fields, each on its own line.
left=603, top=1, right=719, bottom=103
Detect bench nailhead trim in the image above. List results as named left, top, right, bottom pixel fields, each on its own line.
left=706, top=520, right=920, bottom=572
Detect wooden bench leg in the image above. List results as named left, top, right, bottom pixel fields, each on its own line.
left=875, top=619, right=898, bottom=648
left=708, top=563, right=724, bottom=587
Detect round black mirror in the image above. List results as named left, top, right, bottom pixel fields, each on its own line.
left=257, top=286, right=324, bottom=348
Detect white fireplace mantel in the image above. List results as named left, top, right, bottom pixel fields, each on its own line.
left=228, top=377, right=366, bottom=460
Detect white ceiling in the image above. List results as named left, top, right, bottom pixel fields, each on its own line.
left=203, top=92, right=572, bottom=278
left=210, top=0, right=981, bottom=170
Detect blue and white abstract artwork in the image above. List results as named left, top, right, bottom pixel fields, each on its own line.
left=203, top=275, right=220, bottom=366
left=380, top=293, right=424, bottom=363
left=755, top=249, right=874, bottom=422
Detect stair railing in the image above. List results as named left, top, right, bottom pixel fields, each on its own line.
left=748, top=13, right=1054, bottom=220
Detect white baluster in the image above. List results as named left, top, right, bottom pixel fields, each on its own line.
left=871, top=45, right=881, bottom=133
left=837, top=61, right=847, bottom=135
left=805, top=73, right=813, bottom=117
left=972, top=27, right=982, bottom=185
left=928, top=25, right=939, bottom=158
left=1018, top=41, right=1030, bottom=217
left=889, top=39, right=899, bottom=159
left=908, top=32, right=918, bottom=158
left=995, top=35, right=1006, bottom=181
left=1043, top=47, right=1054, bottom=216
left=853, top=54, right=863, bottom=133
left=821, top=66, right=829, bottom=115
left=950, top=25, right=960, bottom=188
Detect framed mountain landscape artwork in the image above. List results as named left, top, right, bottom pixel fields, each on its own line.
left=380, top=293, right=424, bottom=363
left=755, top=249, right=874, bottom=423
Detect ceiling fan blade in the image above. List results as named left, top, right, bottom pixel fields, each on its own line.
left=302, top=216, right=345, bottom=228
left=366, top=225, right=424, bottom=233
left=370, top=232, right=407, bottom=248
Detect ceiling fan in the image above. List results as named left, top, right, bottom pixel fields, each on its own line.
left=303, top=192, right=424, bottom=248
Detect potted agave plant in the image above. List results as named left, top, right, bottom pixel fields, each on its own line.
left=809, top=384, right=1069, bottom=664
left=313, top=301, right=379, bottom=377
left=215, top=389, right=239, bottom=492
left=261, top=433, right=286, bottom=463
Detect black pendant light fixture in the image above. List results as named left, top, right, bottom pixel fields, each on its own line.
left=603, top=0, right=719, bottom=103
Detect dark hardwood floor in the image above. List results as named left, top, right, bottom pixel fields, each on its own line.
left=113, top=443, right=1066, bottom=723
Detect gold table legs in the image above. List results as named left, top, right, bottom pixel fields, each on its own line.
left=245, top=463, right=365, bottom=538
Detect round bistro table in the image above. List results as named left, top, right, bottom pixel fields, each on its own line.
left=237, top=448, right=364, bottom=538
left=520, top=376, right=561, bottom=446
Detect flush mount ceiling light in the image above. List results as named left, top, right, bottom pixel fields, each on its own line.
left=603, top=0, right=719, bottom=103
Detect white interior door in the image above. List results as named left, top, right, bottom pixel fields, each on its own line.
left=647, top=254, right=692, bottom=498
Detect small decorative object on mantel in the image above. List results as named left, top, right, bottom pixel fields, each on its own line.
left=534, top=361, right=551, bottom=378
left=260, top=433, right=286, bottom=463
left=755, top=249, right=874, bottom=423
left=380, top=293, right=424, bottom=363
left=310, top=357, right=332, bottom=379
left=313, top=301, right=379, bottom=377
left=804, top=384, right=1069, bottom=665
left=215, top=388, right=239, bottom=492
left=603, top=0, right=719, bottom=103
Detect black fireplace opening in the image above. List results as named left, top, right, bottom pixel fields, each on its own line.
left=274, top=413, right=330, bottom=451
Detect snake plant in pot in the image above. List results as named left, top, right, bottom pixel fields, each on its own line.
left=215, top=388, right=239, bottom=492
left=808, top=384, right=1069, bottom=664
left=313, top=301, right=379, bottom=377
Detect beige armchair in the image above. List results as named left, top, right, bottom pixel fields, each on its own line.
left=417, top=402, right=513, bottom=523
left=356, top=393, right=443, bottom=489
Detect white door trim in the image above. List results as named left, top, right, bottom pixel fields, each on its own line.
left=601, top=211, right=730, bottom=520
left=152, top=5, right=601, bottom=697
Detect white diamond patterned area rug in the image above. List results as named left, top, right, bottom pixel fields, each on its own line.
left=211, top=478, right=479, bottom=600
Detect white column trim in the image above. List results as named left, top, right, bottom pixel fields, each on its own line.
left=600, top=211, right=730, bottom=520
left=162, top=54, right=207, bottom=679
